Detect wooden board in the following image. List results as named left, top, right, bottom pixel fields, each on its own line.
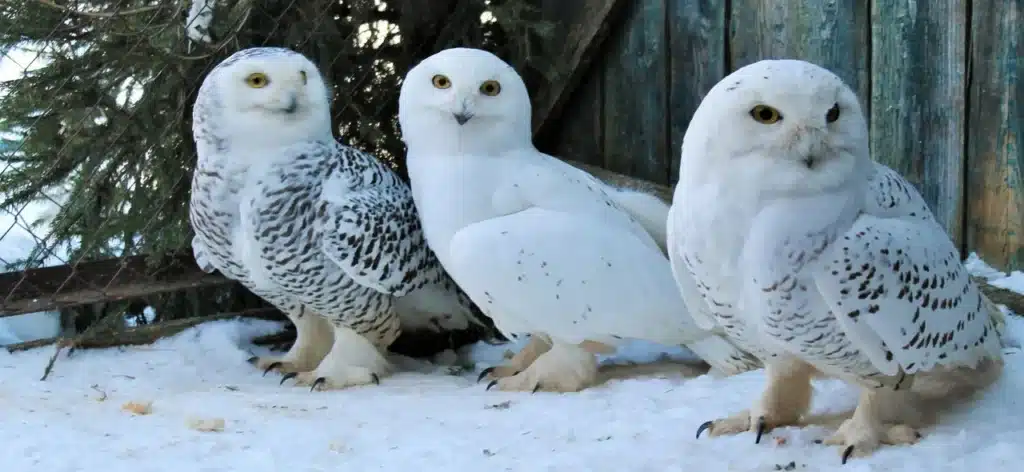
left=666, top=0, right=728, bottom=184
left=547, top=55, right=605, bottom=167
left=728, top=0, right=870, bottom=103
left=870, top=0, right=969, bottom=246
left=0, top=251, right=230, bottom=317
left=531, top=0, right=629, bottom=142
left=602, top=0, right=670, bottom=184
left=965, top=0, right=1023, bottom=270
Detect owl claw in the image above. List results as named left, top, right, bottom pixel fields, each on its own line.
left=310, top=377, right=326, bottom=391
left=531, top=383, right=541, bottom=393
left=263, top=361, right=282, bottom=376
left=371, top=373, right=380, bottom=385
left=755, top=416, right=767, bottom=444
left=696, top=420, right=714, bottom=439
left=279, top=372, right=297, bottom=385
left=477, top=367, right=495, bottom=383
left=841, top=445, right=855, bottom=464
left=485, top=379, right=498, bottom=391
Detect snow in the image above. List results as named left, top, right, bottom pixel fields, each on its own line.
left=0, top=308, right=1021, bottom=472
left=964, top=252, right=1024, bottom=293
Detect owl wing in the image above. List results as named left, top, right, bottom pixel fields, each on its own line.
left=811, top=164, right=1002, bottom=376
left=315, top=145, right=441, bottom=297
left=442, top=152, right=721, bottom=347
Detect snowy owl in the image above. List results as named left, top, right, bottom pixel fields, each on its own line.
left=667, top=59, right=1004, bottom=461
left=189, top=47, right=497, bottom=391
left=398, top=47, right=761, bottom=393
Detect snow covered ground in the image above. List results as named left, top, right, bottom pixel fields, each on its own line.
left=0, top=264, right=1021, bottom=472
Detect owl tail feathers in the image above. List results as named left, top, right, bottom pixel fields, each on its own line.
left=981, top=292, right=1012, bottom=348
left=388, top=280, right=504, bottom=359
left=607, top=188, right=670, bottom=254
left=684, top=335, right=763, bottom=377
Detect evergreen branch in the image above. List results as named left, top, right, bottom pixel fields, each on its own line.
left=35, top=0, right=165, bottom=18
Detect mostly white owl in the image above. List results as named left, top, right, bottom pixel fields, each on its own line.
left=398, top=47, right=761, bottom=393
left=667, top=59, right=1004, bottom=462
left=189, top=47, right=496, bottom=391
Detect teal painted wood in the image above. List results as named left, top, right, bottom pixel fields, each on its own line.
left=965, top=0, right=1022, bottom=271
left=870, top=0, right=969, bottom=248
left=728, top=1, right=870, bottom=104
left=666, top=0, right=727, bottom=185
left=601, top=0, right=670, bottom=184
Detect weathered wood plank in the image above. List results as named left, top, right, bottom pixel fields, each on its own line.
left=0, top=252, right=231, bottom=317
left=966, top=0, right=1023, bottom=271
left=870, top=1, right=969, bottom=247
left=728, top=1, right=870, bottom=103
left=666, top=0, right=727, bottom=184
left=546, top=57, right=605, bottom=167
left=602, top=0, right=669, bottom=184
left=531, top=0, right=629, bottom=142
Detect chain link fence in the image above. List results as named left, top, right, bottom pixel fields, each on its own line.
left=0, top=0, right=555, bottom=351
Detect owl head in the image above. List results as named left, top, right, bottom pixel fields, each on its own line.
left=678, top=59, right=872, bottom=198
left=192, top=47, right=333, bottom=155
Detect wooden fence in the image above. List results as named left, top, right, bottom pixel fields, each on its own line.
left=539, top=0, right=1022, bottom=271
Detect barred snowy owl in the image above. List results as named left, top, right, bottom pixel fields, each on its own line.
left=667, top=59, right=1004, bottom=462
left=398, top=48, right=760, bottom=393
left=189, top=47, right=496, bottom=391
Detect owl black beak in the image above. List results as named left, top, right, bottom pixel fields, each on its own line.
left=803, top=156, right=816, bottom=169
left=282, top=94, right=298, bottom=114
left=452, top=112, right=473, bottom=125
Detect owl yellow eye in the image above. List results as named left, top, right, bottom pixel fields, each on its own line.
left=245, top=72, right=269, bottom=88
left=479, top=80, right=501, bottom=96
left=750, top=105, right=782, bottom=124
left=431, top=74, right=451, bottom=89
left=299, top=70, right=308, bottom=84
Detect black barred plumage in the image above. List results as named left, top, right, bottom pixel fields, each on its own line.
left=188, top=47, right=496, bottom=388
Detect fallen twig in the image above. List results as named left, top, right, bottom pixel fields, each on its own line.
left=39, top=342, right=66, bottom=381
left=972, top=276, right=1024, bottom=316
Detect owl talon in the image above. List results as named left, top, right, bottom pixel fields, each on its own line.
left=754, top=416, right=767, bottom=444
left=486, top=380, right=498, bottom=391
left=477, top=367, right=495, bottom=383
left=279, top=372, right=297, bottom=385
left=310, top=377, right=326, bottom=391
left=263, top=361, right=282, bottom=376
left=841, top=445, right=855, bottom=464
left=696, top=420, right=714, bottom=439
left=371, top=373, right=380, bottom=385
left=531, top=383, right=541, bottom=393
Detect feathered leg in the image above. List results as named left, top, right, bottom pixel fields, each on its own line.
left=288, top=321, right=393, bottom=391
left=822, top=388, right=921, bottom=463
left=696, top=357, right=814, bottom=442
left=249, top=309, right=333, bottom=375
left=489, top=335, right=599, bottom=393
left=285, top=302, right=401, bottom=391
left=824, top=356, right=1003, bottom=463
left=478, top=332, right=552, bottom=382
